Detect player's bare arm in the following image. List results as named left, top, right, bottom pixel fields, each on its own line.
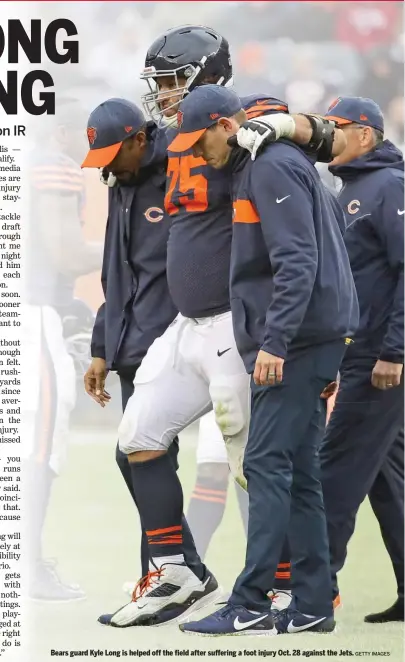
left=235, top=113, right=346, bottom=162
left=291, top=114, right=346, bottom=157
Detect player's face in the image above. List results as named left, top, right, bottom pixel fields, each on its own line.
left=156, top=75, right=188, bottom=119
left=330, top=123, right=374, bottom=166
left=193, top=119, right=236, bottom=169
left=108, top=132, right=147, bottom=182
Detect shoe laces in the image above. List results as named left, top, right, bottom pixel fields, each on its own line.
left=269, top=589, right=291, bottom=602
left=273, top=607, right=297, bottom=629
left=131, top=569, right=164, bottom=603
left=216, top=603, right=253, bottom=620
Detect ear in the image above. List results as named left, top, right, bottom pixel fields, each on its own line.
left=217, top=117, right=236, bottom=133
left=135, top=130, right=147, bottom=149
left=360, top=125, right=373, bottom=147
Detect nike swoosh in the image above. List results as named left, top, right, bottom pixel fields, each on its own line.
left=287, top=617, right=326, bottom=633
left=276, top=195, right=290, bottom=204
left=217, top=348, right=231, bottom=357
left=234, top=614, right=268, bottom=631
left=398, top=209, right=405, bottom=215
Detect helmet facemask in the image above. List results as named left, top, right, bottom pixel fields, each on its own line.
left=141, top=56, right=232, bottom=127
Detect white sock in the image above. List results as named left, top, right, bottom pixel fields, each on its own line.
left=151, top=554, right=185, bottom=569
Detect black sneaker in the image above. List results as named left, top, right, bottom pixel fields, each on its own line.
left=364, top=599, right=404, bottom=623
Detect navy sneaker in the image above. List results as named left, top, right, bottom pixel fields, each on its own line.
left=274, top=608, right=335, bottom=634
left=179, top=603, right=276, bottom=636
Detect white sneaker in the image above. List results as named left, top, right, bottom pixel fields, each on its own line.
left=269, top=589, right=292, bottom=612
left=122, top=580, right=136, bottom=597
left=100, top=563, right=221, bottom=628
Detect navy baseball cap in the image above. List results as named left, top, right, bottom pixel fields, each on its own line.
left=169, top=85, right=242, bottom=153
left=81, top=98, right=145, bottom=168
left=325, top=96, right=384, bottom=133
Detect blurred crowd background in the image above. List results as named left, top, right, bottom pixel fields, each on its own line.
left=31, top=0, right=404, bottom=146
left=20, top=0, right=404, bottom=421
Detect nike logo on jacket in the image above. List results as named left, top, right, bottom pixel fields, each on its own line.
left=229, top=141, right=359, bottom=373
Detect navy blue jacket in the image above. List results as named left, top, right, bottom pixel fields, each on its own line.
left=230, top=141, right=359, bottom=373
left=330, top=140, right=404, bottom=364
left=91, top=123, right=177, bottom=370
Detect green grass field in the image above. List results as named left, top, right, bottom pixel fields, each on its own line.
left=31, top=424, right=404, bottom=662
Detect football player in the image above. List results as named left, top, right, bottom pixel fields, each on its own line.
left=100, top=25, right=341, bottom=628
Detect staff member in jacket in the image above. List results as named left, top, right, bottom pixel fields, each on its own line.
left=237, top=96, right=405, bottom=623
left=322, top=97, right=404, bottom=623
left=168, top=85, right=359, bottom=636
left=81, top=99, right=216, bottom=621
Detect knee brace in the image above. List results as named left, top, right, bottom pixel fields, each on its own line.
left=197, top=412, right=228, bottom=465
left=209, top=378, right=250, bottom=490
left=209, top=378, right=247, bottom=438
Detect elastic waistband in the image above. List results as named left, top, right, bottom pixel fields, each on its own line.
left=188, top=311, right=232, bottom=325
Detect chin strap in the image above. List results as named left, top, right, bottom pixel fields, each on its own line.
left=299, top=114, right=336, bottom=163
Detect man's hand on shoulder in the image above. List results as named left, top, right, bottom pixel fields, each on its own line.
left=235, top=114, right=296, bottom=161
left=371, top=359, right=403, bottom=390
left=235, top=113, right=345, bottom=163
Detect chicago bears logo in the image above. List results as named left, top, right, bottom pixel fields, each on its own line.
left=347, top=199, right=360, bottom=215
left=87, top=127, right=97, bottom=145
left=327, top=97, right=341, bottom=113
left=144, top=207, right=164, bottom=223
left=177, top=110, right=184, bottom=128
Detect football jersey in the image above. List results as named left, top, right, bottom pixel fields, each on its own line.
left=165, top=95, right=288, bottom=318
left=28, top=149, right=85, bottom=306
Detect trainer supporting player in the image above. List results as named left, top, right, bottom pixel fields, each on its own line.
left=168, top=85, right=358, bottom=636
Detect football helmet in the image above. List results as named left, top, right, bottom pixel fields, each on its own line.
left=141, top=25, right=232, bottom=126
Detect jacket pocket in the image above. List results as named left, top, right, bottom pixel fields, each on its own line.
left=312, top=340, right=347, bottom=386
left=231, top=297, right=258, bottom=359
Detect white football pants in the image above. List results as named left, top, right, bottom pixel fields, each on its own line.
left=118, top=312, right=250, bottom=487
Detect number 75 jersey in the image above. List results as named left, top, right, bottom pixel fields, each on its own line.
left=164, top=95, right=288, bottom=320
